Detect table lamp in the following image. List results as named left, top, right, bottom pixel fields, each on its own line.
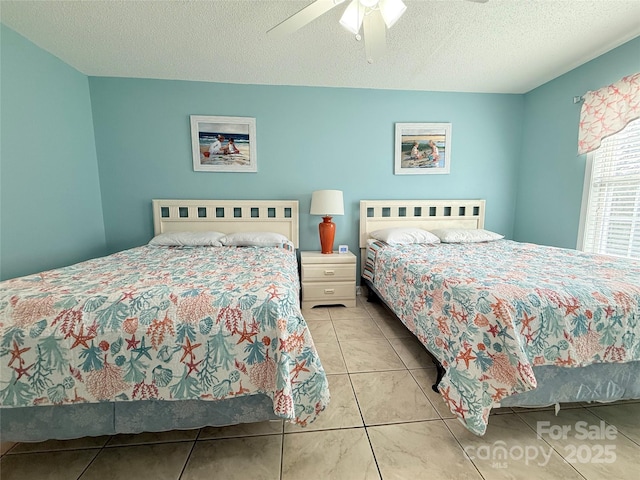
left=310, top=190, right=344, bottom=254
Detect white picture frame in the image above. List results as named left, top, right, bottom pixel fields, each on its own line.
left=190, top=115, right=257, bottom=173
left=394, top=122, right=452, bottom=175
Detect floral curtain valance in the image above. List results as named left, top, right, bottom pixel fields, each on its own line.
left=578, top=72, right=640, bottom=155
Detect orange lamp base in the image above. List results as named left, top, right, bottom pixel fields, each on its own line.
left=318, top=216, right=336, bottom=254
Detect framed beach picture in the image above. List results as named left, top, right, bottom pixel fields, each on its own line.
left=190, top=115, right=257, bottom=172
left=394, top=123, right=451, bottom=175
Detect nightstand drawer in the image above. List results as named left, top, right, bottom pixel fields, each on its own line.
left=302, top=264, right=356, bottom=282
left=299, top=251, right=357, bottom=309
left=302, top=282, right=355, bottom=301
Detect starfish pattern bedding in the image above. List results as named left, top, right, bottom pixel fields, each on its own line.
left=0, top=245, right=329, bottom=428
left=364, top=240, right=640, bottom=435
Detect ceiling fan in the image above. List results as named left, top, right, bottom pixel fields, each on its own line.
left=268, top=0, right=489, bottom=64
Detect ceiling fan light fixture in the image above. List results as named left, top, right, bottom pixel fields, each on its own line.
left=379, top=0, right=406, bottom=28
left=340, top=0, right=366, bottom=35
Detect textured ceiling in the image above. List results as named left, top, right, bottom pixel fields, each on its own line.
left=1, top=0, right=639, bottom=94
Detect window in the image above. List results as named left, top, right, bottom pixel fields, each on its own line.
left=578, top=118, right=640, bottom=259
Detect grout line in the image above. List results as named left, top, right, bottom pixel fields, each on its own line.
left=278, top=418, right=286, bottom=480
left=5, top=445, right=107, bottom=457
left=405, top=369, right=448, bottom=420
left=348, top=367, right=413, bottom=376
left=511, top=411, right=589, bottom=480
left=346, top=365, right=383, bottom=479
left=331, top=319, right=350, bottom=373
left=362, top=426, right=383, bottom=479
left=341, top=305, right=385, bottom=477
left=283, top=425, right=369, bottom=436
left=74, top=439, right=110, bottom=480
left=581, top=406, right=640, bottom=448
left=439, top=417, right=487, bottom=480
left=104, top=436, right=200, bottom=449
left=0, top=443, right=18, bottom=456
left=177, top=438, right=199, bottom=480
left=364, top=417, right=445, bottom=428
left=346, top=374, right=367, bottom=428
left=279, top=429, right=285, bottom=480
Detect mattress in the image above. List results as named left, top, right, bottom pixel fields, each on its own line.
left=0, top=244, right=330, bottom=441
left=364, top=239, right=640, bottom=435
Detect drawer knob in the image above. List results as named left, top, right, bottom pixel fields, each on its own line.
left=324, top=270, right=335, bottom=276
left=324, top=288, right=335, bottom=294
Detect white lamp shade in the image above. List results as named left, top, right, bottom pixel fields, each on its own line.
left=339, top=0, right=365, bottom=35
left=310, top=190, right=344, bottom=216
left=379, top=0, right=406, bottom=28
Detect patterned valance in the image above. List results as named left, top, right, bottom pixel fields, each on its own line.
left=578, top=72, right=640, bottom=155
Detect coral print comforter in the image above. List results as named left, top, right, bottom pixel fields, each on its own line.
left=0, top=245, right=329, bottom=426
left=366, top=240, right=640, bottom=435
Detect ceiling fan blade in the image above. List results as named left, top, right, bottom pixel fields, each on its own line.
left=363, top=8, right=386, bottom=64
left=268, top=0, right=346, bottom=37
left=466, top=0, right=489, bottom=3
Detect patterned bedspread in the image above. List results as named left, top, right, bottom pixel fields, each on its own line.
left=366, top=240, right=640, bottom=435
left=0, top=245, right=329, bottom=427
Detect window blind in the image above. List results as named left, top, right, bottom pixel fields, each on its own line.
left=582, top=118, right=640, bottom=259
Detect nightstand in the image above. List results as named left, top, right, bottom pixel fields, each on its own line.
left=300, top=251, right=356, bottom=309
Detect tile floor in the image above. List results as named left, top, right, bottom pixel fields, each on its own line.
left=1, top=297, right=639, bottom=479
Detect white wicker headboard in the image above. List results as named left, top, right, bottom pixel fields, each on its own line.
left=152, top=199, right=300, bottom=248
left=359, top=199, right=485, bottom=249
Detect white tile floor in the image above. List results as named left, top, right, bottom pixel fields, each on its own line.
left=1, top=297, right=639, bottom=479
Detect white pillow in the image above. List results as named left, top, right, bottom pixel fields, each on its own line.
left=148, top=231, right=225, bottom=246
left=369, top=227, right=440, bottom=245
left=431, top=228, right=504, bottom=243
left=219, top=231, right=291, bottom=247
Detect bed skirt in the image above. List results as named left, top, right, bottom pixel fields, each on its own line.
left=498, top=361, right=640, bottom=408
left=0, top=394, right=280, bottom=443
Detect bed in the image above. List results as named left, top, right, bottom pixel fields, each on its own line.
left=359, top=199, right=640, bottom=436
left=0, top=199, right=330, bottom=442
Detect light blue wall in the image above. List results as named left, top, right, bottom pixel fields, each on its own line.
left=14, top=25, right=636, bottom=282
left=89, top=78, right=523, bottom=259
left=0, top=25, right=106, bottom=280
left=514, top=37, right=640, bottom=248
